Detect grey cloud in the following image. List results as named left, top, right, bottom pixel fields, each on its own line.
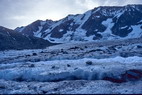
left=0, top=0, right=142, bottom=29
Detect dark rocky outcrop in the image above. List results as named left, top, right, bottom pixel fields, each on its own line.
left=0, top=26, right=56, bottom=50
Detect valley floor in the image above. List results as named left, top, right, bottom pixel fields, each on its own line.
left=0, top=56, right=142, bottom=94
left=0, top=39, right=142, bottom=94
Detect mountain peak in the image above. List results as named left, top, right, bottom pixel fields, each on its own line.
left=15, top=4, right=142, bottom=43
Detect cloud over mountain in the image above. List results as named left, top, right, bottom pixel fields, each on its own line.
left=0, top=0, right=142, bottom=29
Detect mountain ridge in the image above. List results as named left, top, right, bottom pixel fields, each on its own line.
left=0, top=26, right=56, bottom=50
left=15, top=4, right=142, bottom=43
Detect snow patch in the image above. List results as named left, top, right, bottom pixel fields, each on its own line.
left=101, top=18, right=119, bottom=40
left=40, top=21, right=46, bottom=26
left=59, top=29, right=64, bottom=32
left=34, top=26, right=43, bottom=38
left=127, top=25, right=142, bottom=38
left=120, top=26, right=128, bottom=29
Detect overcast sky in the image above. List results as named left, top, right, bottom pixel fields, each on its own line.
left=0, top=0, right=142, bottom=29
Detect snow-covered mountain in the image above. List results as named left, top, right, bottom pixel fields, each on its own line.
left=15, top=4, right=142, bottom=43
left=1, top=4, right=142, bottom=94
left=0, top=26, right=55, bottom=50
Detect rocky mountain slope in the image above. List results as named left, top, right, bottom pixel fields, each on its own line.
left=16, top=4, right=142, bottom=43
left=0, top=26, right=56, bottom=50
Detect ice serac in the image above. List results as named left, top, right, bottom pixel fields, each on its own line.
left=16, top=4, right=142, bottom=43
left=0, top=26, right=55, bottom=50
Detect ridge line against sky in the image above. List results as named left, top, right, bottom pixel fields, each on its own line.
left=0, top=0, right=142, bottom=29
